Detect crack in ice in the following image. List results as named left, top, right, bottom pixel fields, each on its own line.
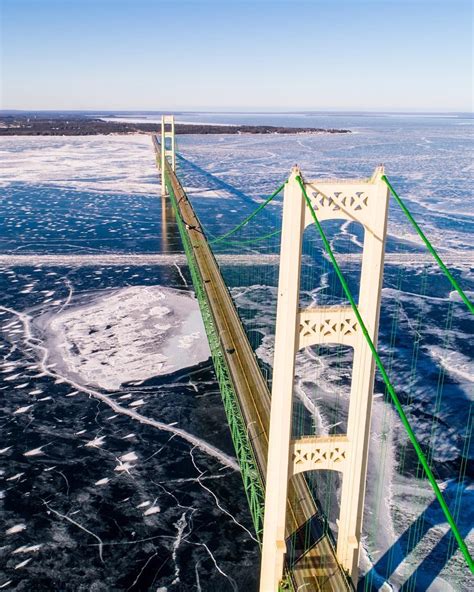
left=198, top=542, right=238, bottom=592
left=190, top=447, right=258, bottom=543
left=43, top=500, right=104, bottom=563
left=0, top=304, right=239, bottom=471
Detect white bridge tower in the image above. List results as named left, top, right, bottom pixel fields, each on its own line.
left=160, top=114, right=176, bottom=195
left=260, top=166, right=390, bottom=590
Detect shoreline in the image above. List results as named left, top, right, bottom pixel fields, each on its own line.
left=0, top=115, right=351, bottom=136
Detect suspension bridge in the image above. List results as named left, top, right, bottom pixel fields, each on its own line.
left=153, top=116, right=473, bottom=591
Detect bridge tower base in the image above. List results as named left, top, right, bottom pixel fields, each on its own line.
left=260, top=166, right=389, bottom=590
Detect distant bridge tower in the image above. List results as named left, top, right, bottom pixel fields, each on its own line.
left=161, top=114, right=176, bottom=195
left=260, top=166, right=390, bottom=590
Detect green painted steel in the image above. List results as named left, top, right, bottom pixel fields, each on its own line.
left=297, top=174, right=474, bottom=574
left=162, top=163, right=266, bottom=542
left=210, top=181, right=286, bottom=244
left=212, top=228, right=282, bottom=247
left=382, top=175, right=474, bottom=314
left=278, top=574, right=296, bottom=592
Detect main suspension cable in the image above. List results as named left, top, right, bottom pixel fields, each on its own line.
left=209, top=180, right=286, bottom=244
left=211, top=229, right=282, bottom=248
left=382, top=175, right=473, bottom=314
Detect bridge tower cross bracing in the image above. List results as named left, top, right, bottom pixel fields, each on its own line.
left=260, top=165, right=390, bottom=591
left=160, top=115, right=176, bottom=195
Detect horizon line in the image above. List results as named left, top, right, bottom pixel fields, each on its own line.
left=1, top=108, right=472, bottom=115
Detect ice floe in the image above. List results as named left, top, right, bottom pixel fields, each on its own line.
left=13, top=405, right=34, bottom=414
left=13, top=544, right=42, bottom=554
left=94, top=478, right=110, bottom=486
left=119, top=452, right=138, bottom=462
left=14, top=558, right=32, bottom=569
left=23, top=446, right=45, bottom=457
left=6, top=473, right=24, bottom=482
left=114, top=461, right=134, bottom=473
left=6, top=524, right=27, bottom=535
left=129, top=399, right=145, bottom=408
left=85, top=436, right=106, bottom=448
left=143, top=505, right=161, bottom=516
left=38, top=285, right=210, bottom=390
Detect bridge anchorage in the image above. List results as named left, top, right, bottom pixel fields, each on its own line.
left=154, top=116, right=473, bottom=592
left=261, top=166, right=389, bottom=590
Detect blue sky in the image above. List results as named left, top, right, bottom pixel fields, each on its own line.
left=0, top=0, right=472, bottom=111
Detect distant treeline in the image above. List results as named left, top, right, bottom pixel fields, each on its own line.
left=0, top=116, right=351, bottom=136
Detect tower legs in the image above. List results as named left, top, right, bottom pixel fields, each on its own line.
left=259, top=167, right=305, bottom=591
left=259, top=166, right=389, bottom=590
left=161, top=114, right=176, bottom=196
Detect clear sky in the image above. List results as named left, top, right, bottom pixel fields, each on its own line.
left=0, top=0, right=472, bottom=112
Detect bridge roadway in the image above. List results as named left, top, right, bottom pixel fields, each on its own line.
left=153, top=136, right=352, bottom=591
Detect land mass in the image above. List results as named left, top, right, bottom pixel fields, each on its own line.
left=0, top=115, right=350, bottom=136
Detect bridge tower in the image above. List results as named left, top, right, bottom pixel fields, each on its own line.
left=160, top=114, right=176, bottom=196
left=260, top=166, right=390, bottom=590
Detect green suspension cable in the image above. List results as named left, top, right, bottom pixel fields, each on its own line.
left=211, top=229, right=282, bottom=248
left=296, top=175, right=474, bottom=574
left=382, top=175, right=474, bottom=314
left=210, top=181, right=286, bottom=244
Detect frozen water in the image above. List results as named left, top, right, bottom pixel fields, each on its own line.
left=0, top=113, right=472, bottom=590
left=37, top=285, right=210, bottom=390
left=0, top=135, right=158, bottom=195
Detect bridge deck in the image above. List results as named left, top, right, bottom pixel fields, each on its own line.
left=153, top=136, right=352, bottom=591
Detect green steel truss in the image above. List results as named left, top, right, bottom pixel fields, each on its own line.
left=162, top=164, right=266, bottom=543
